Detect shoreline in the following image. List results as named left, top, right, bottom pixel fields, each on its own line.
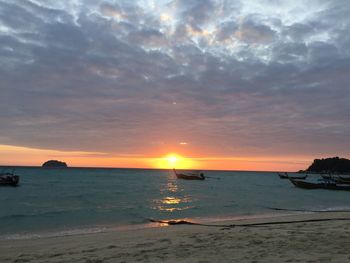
left=0, top=211, right=302, bottom=241
left=1, top=211, right=350, bottom=262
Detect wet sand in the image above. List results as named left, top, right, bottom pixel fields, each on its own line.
left=1, top=212, right=350, bottom=263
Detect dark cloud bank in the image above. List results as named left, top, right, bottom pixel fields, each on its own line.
left=0, top=0, right=349, bottom=158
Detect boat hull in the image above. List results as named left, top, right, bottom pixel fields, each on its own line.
left=173, top=169, right=205, bottom=180
left=176, top=174, right=205, bottom=180
left=278, top=173, right=307, bottom=180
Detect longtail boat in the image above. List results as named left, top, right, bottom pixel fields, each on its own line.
left=289, top=178, right=350, bottom=191
left=321, top=175, right=350, bottom=184
left=0, top=171, right=20, bottom=186
left=278, top=172, right=307, bottom=180
left=173, top=168, right=205, bottom=180
left=337, top=176, right=350, bottom=184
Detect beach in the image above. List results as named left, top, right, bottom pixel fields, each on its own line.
left=1, top=212, right=349, bottom=263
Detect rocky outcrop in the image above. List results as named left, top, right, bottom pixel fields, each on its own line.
left=42, top=160, right=68, bottom=168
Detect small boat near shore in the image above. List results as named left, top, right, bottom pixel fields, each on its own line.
left=289, top=178, right=350, bottom=191
left=338, top=176, right=350, bottom=184
left=278, top=172, right=307, bottom=180
left=0, top=170, right=20, bottom=186
left=173, top=168, right=205, bottom=180
left=321, top=174, right=350, bottom=184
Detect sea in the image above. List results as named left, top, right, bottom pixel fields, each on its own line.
left=1, top=167, right=349, bottom=240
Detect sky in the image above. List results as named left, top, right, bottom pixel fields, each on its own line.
left=0, top=0, right=350, bottom=171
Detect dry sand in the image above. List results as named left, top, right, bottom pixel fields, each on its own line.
left=1, top=212, right=350, bottom=263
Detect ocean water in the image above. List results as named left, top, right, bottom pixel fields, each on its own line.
left=1, top=167, right=349, bottom=239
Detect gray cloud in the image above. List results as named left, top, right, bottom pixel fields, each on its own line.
left=236, top=18, right=276, bottom=44
left=0, top=0, right=349, bottom=158
left=216, top=21, right=238, bottom=41
left=179, top=0, right=215, bottom=26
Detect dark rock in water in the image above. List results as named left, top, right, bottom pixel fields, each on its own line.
left=42, top=160, right=68, bottom=168
left=306, top=157, right=350, bottom=174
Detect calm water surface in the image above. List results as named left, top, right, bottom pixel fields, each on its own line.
left=1, top=167, right=349, bottom=238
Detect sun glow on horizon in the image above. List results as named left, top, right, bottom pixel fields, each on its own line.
left=167, top=154, right=178, bottom=166
left=152, top=153, right=198, bottom=169
left=0, top=144, right=314, bottom=171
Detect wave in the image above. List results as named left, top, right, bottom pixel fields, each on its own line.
left=0, top=222, right=157, bottom=241
left=317, top=206, right=350, bottom=212
left=0, top=209, right=82, bottom=220
left=0, top=226, right=109, bottom=240
left=265, top=205, right=350, bottom=213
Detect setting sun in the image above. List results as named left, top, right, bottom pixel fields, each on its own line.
left=152, top=153, right=198, bottom=169
left=166, top=154, right=178, bottom=166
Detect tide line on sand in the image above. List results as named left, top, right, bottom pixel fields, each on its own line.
left=149, top=216, right=350, bottom=227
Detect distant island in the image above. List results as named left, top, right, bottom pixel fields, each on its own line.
left=42, top=160, right=68, bottom=168
left=302, top=157, right=350, bottom=174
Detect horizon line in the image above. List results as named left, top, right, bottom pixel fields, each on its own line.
left=0, top=164, right=295, bottom=173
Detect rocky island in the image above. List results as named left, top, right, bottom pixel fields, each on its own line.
left=303, top=157, right=350, bottom=174
left=42, top=160, right=68, bottom=168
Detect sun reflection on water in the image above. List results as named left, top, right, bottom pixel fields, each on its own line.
left=162, top=196, right=181, bottom=205
left=154, top=195, right=194, bottom=212
left=165, top=181, right=178, bottom=193
left=152, top=174, right=195, bottom=212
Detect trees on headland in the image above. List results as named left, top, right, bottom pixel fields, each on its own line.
left=305, top=157, right=350, bottom=174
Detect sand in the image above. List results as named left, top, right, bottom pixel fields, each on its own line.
left=1, top=212, right=350, bottom=263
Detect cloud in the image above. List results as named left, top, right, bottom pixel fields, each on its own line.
left=178, top=0, right=215, bottom=26
left=100, top=2, right=124, bottom=19
left=234, top=18, right=276, bottom=44
left=128, top=28, right=168, bottom=48
left=0, top=0, right=349, bottom=159
left=215, top=21, right=238, bottom=41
